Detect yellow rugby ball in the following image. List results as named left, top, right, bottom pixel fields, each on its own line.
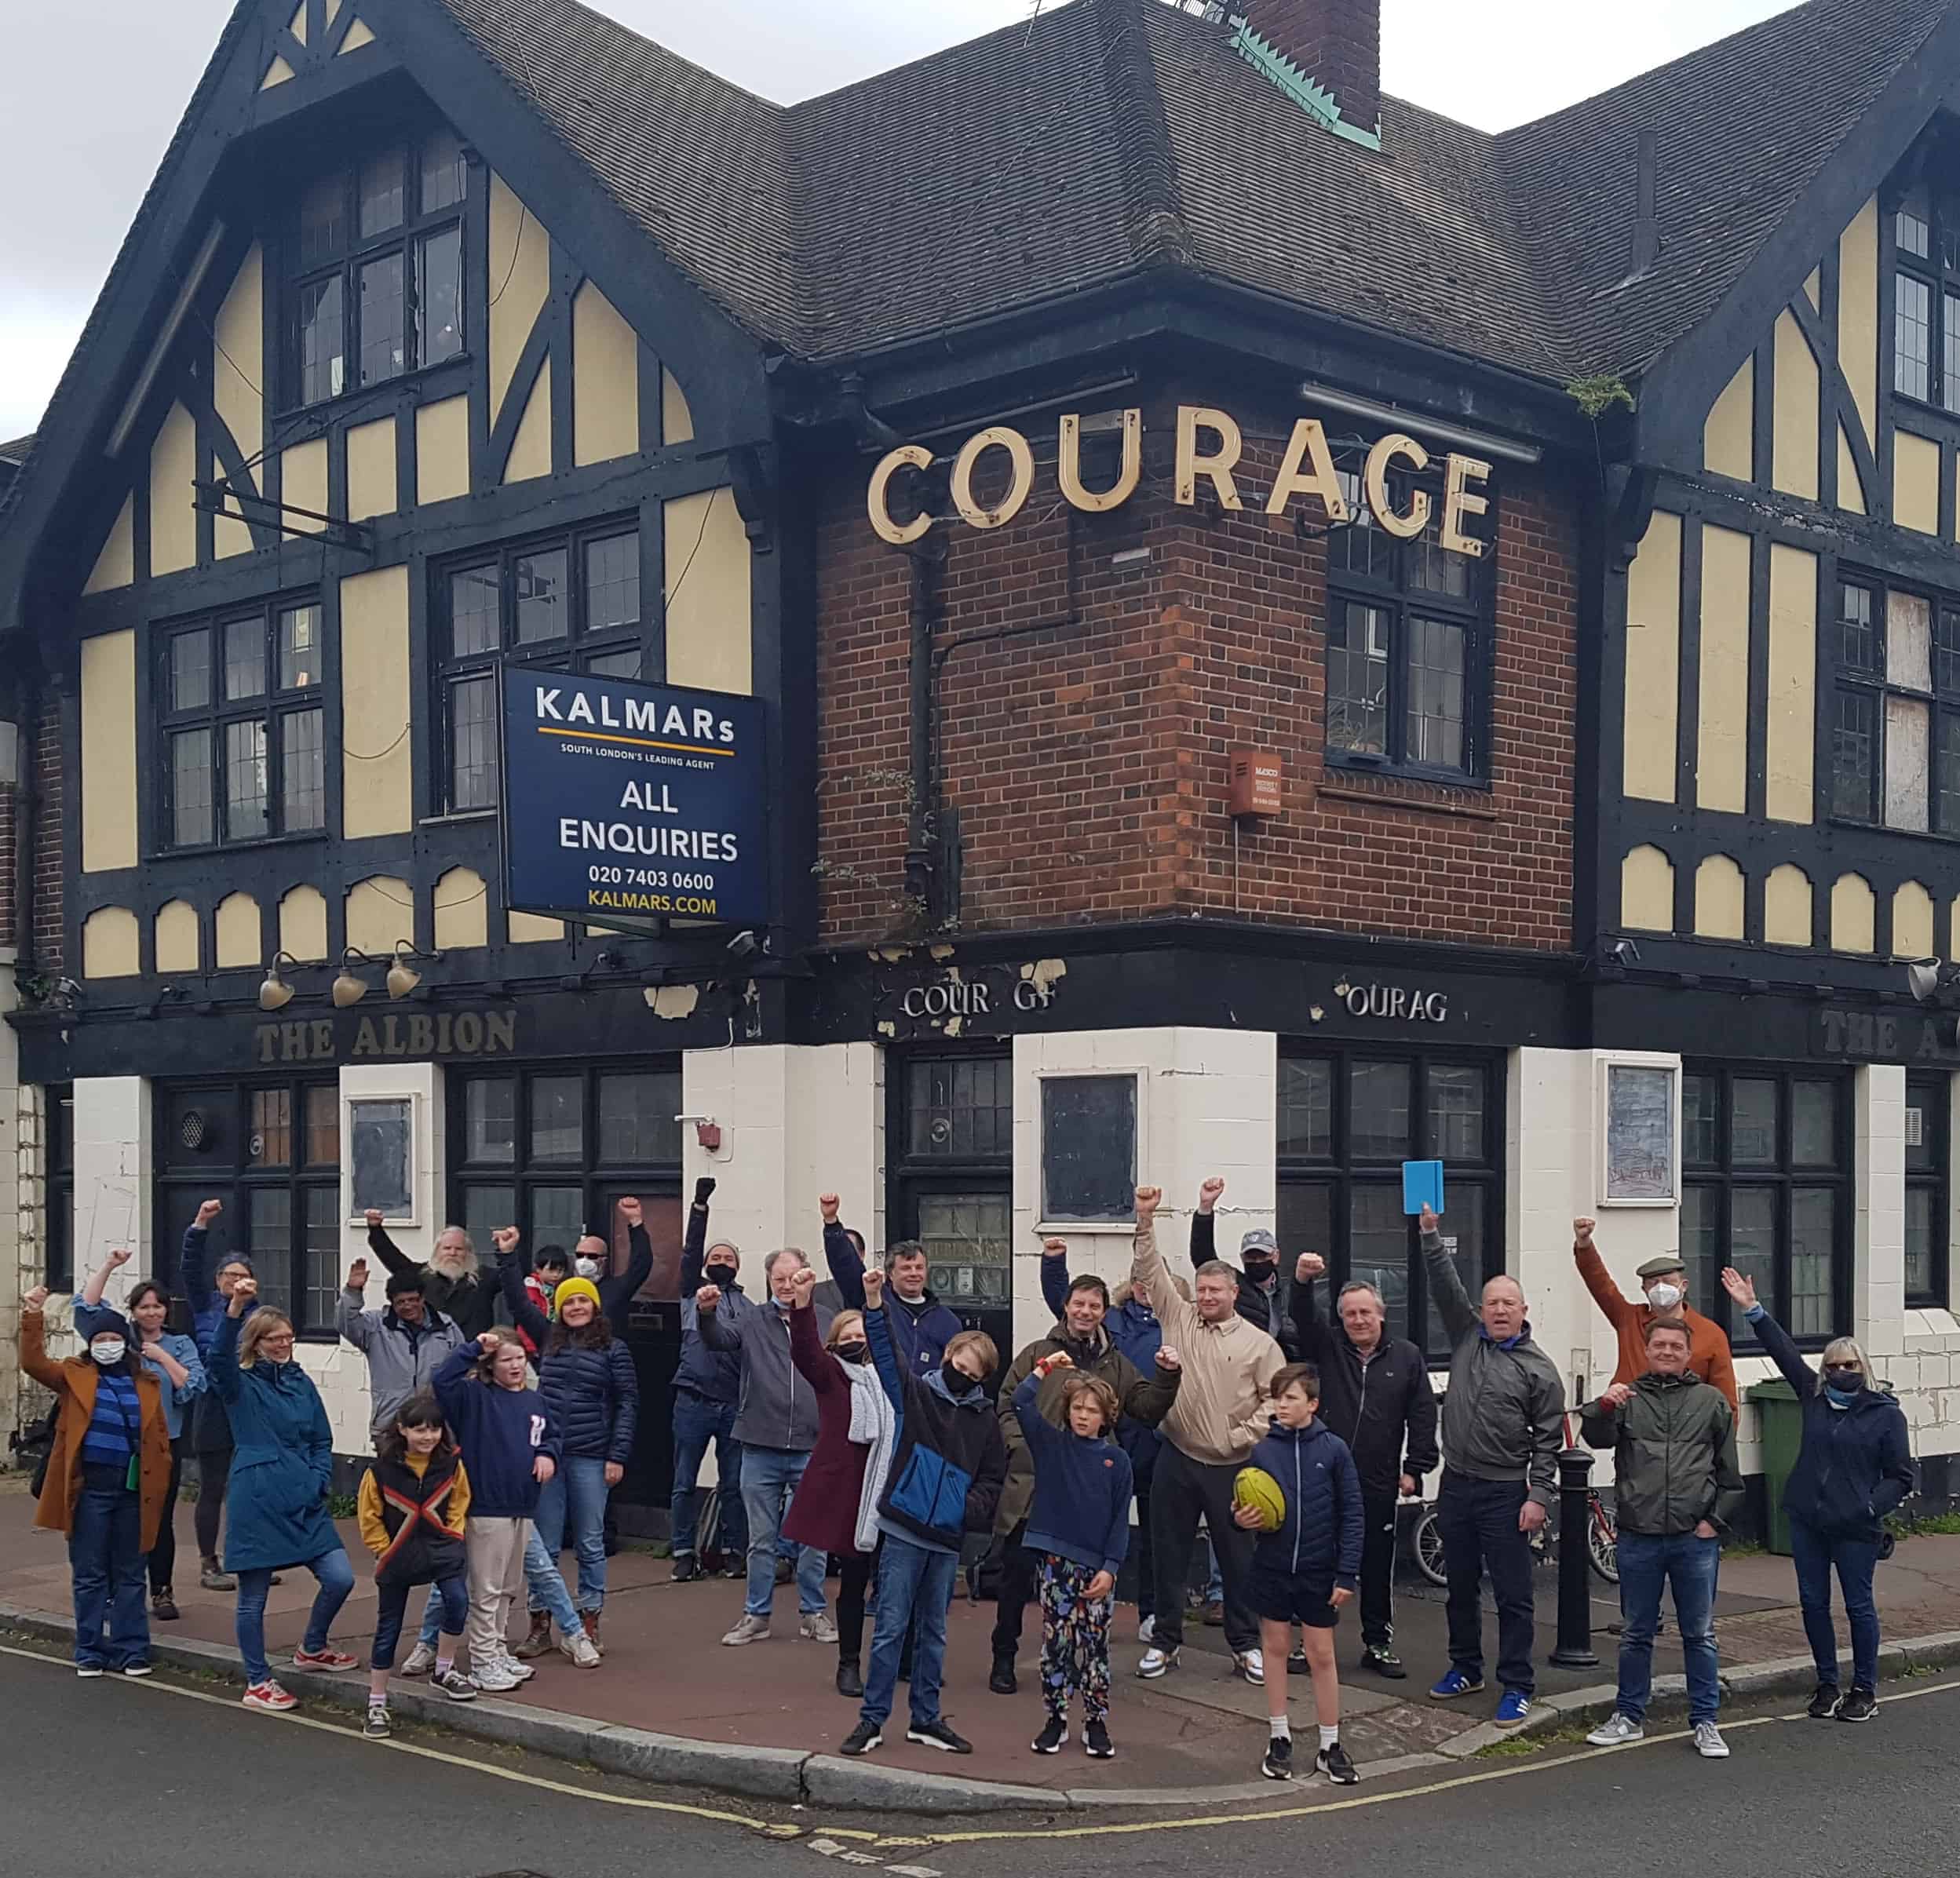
left=1232, top=1466, right=1286, bottom=1533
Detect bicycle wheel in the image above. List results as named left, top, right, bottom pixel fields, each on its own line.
left=1586, top=1496, right=1619, bottom=1584
left=1413, top=1507, right=1448, bottom=1588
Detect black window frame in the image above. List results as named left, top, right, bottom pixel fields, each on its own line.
left=433, top=520, right=645, bottom=812
left=1276, top=1044, right=1504, bottom=1362
left=280, top=129, right=469, bottom=412
left=1891, top=184, right=1960, bottom=413
left=1830, top=570, right=1960, bottom=837
left=155, top=597, right=328, bottom=852
left=1905, top=1072, right=1950, bottom=1310
left=1681, top=1064, right=1853, bottom=1350
left=45, top=1084, right=74, bottom=1291
left=1323, top=464, right=1494, bottom=786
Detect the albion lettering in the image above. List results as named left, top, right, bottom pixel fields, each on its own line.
left=869, top=404, right=1492, bottom=555
left=255, top=1009, right=517, bottom=1064
left=1816, top=1008, right=1959, bottom=1063
left=1336, top=979, right=1450, bottom=1023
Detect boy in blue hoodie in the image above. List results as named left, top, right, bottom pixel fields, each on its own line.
left=1233, top=1361, right=1363, bottom=1784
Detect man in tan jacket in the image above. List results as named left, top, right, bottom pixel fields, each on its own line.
left=1132, top=1182, right=1285, bottom=1685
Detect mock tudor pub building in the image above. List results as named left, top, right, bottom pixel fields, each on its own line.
left=4, top=0, right=1960, bottom=1526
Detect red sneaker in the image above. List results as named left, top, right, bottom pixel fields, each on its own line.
left=292, top=1647, right=359, bottom=1673
left=242, top=1680, right=297, bottom=1712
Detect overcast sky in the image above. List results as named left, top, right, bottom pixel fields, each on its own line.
left=0, top=0, right=1797, bottom=440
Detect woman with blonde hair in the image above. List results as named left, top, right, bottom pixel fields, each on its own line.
left=209, top=1277, right=358, bottom=1712
left=1721, top=1268, right=1914, bottom=1723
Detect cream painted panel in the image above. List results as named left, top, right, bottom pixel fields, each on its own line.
left=502, top=359, right=552, bottom=484
left=573, top=283, right=639, bottom=466
left=214, top=245, right=264, bottom=560
left=84, top=496, right=135, bottom=594
left=1896, top=431, right=1940, bottom=535
left=82, top=908, right=141, bottom=979
left=340, top=16, right=374, bottom=52
left=261, top=54, right=295, bottom=89
left=1622, top=512, right=1682, bottom=802
left=1802, top=268, right=1820, bottom=312
left=662, top=366, right=694, bottom=446
left=416, top=395, right=469, bottom=505
left=215, top=892, right=262, bottom=968
left=340, top=564, right=412, bottom=837
left=345, top=877, right=412, bottom=957
left=346, top=417, right=396, bottom=520
left=80, top=630, right=138, bottom=873
left=1951, top=896, right=1960, bottom=961
left=154, top=900, right=200, bottom=974
left=1697, top=524, right=1751, bottom=814
left=1693, top=855, right=1745, bottom=939
left=1838, top=425, right=1867, bottom=515
left=1830, top=873, right=1875, bottom=955
left=489, top=175, right=550, bottom=425
left=1703, top=357, right=1754, bottom=481
left=508, top=910, right=565, bottom=943
left=1765, top=542, right=1816, bottom=824
left=1764, top=864, right=1812, bottom=947
left=279, top=884, right=329, bottom=962
left=1838, top=195, right=1879, bottom=447
left=289, top=1, right=307, bottom=42
left=1620, top=845, right=1674, bottom=932
left=665, top=488, right=752, bottom=695
left=149, top=402, right=198, bottom=575
left=433, top=867, right=488, bottom=950
left=283, top=437, right=328, bottom=535
left=1770, top=310, right=1819, bottom=501
left=1893, top=881, right=1935, bottom=959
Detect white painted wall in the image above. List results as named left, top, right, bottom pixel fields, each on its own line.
left=72, top=1076, right=150, bottom=1277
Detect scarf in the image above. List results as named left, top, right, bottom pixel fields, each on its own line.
left=845, top=1358, right=899, bottom=1553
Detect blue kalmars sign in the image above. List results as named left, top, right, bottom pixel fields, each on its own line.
left=501, top=669, right=768, bottom=931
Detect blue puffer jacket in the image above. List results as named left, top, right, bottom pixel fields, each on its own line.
left=826, top=1223, right=964, bottom=1378
left=206, top=1311, right=339, bottom=1574
left=503, top=1256, right=640, bottom=1465
left=1246, top=1417, right=1364, bottom=1590
left=1042, top=1253, right=1169, bottom=1490
left=675, top=1187, right=748, bottom=1403
left=179, top=1221, right=256, bottom=1451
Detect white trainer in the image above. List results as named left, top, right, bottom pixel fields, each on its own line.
left=1586, top=1712, right=1645, bottom=1747
left=1693, top=1721, right=1729, bottom=1759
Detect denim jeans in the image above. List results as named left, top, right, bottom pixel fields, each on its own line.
left=1613, top=1530, right=1721, bottom=1724
left=861, top=1533, right=958, bottom=1728
left=235, top=1546, right=356, bottom=1687
left=521, top=1525, right=587, bottom=1639
left=373, top=1574, right=467, bottom=1670
left=670, top=1394, right=746, bottom=1561
left=70, top=1469, right=148, bottom=1671
left=1790, top=1518, right=1882, bottom=1691
left=1437, top=1471, right=1538, bottom=1695
left=532, top=1457, right=612, bottom=1615
left=739, top=1446, right=827, bottom=1617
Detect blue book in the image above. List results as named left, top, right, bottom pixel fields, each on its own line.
left=1402, top=1161, right=1444, bottom=1216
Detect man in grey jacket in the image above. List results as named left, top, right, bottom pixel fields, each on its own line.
left=1420, top=1205, right=1564, bottom=1728
left=339, top=1259, right=466, bottom=1447
left=698, top=1247, right=836, bottom=1646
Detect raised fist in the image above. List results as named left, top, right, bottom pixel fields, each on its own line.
left=1419, top=1205, right=1440, bottom=1234
left=23, top=1285, right=49, bottom=1312
left=618, top=1197, right=643, bottom=1228
left=695, top=1283, right=723, bottom=1312
left=692, top=1176, right=717, bottom=1206
left=788, top=1267, right=817, bottom=1308
left=1573, top=1217, right=1596, bottom=1248
left=1294, top=1253, right=1327, bottom=1283
left=1037, top=1351, right=1075, bottom=1377
left=364, top=1209, right=384, bottom=1231
left=1155, top=1346, right=1181, bottom=1373
left=106, top=1247, right=133, bottom=1270
left=346, top=1259, right=369, bottom=1293
left=1197, top=1176, right=1225, bottom=1212
left=491, top=1227, right=520, bottom=1256
left=1040, top=1237, right=1068, bottom=1259
left=819, top=1194, right=841, bottom=1223
left=1134, top=1185, right=1162, bottom=1219
left=862, top=1268, right=884, bottom=1306
left=477, top=1330, right=502, bottom=1352
left=228, top=1276, right=258, bottom=1315
left=195, top=1198, right=223, bottom=1227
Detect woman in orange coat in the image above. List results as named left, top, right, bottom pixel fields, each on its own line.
left=21, top=1283, right=174, bottom=1676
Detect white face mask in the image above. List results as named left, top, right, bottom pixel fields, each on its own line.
left=575, top=1256, right=600, bottom=1280
left=90, top=1340, right=126, bottom=1366
left=1646, top=1282, right=1684, bottom=1312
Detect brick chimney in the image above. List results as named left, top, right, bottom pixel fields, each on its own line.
left=1244, top=0, right=1381, bottom=137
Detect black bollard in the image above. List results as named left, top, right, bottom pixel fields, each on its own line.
left=1549, top=1446, right=1599, bottom=1668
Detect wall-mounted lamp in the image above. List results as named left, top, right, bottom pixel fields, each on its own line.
left=332, top=947, right=375, bottom=1008
left=258, top=952, right=302, bottom=1013
left=385, top=941, right=441, bottom=1001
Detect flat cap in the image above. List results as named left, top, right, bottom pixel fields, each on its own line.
left=1636, top=1253, right=1688, bottom=1280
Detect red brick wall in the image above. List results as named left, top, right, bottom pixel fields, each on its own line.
left=813, top=432, right=1579, bottom=953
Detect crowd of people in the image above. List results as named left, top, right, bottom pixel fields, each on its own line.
left=16, top=1173, right=1919, bottom=1777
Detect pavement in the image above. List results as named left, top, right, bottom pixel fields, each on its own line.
left=5, top=1475, right=1960, bottom=1811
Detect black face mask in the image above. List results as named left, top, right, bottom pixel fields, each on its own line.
left=706, top=1263, right=737, bottom=1285
left=1823, top=1367, right=1865, bottom=1392
left=834, top=1340, right=869, bottom=1365
left=1241, top=1258, right=1276, bottom=1284
left=941, top=1358, right=972, bottom=1393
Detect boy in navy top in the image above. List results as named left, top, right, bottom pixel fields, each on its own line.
left=1234, top=1361, right=1363, bottom=1784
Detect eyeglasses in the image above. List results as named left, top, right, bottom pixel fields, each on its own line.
left=258, top=1332, right=297, bottom=1347
left=1822, top=1362, right=1862, bottom=1377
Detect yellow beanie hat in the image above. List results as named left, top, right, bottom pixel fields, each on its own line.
left=553, top=1277, right=602, bottom=1314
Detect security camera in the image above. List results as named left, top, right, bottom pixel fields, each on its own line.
left=725, top=930, right=765, bottom=964
left=1605, top=939, right=1641, bottom=968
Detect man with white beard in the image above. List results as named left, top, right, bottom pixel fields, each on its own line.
left=365, top=1212, right=497, bottom=1339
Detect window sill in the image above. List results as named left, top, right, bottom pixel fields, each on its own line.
left=1824, top=813, right=1960, bottom=844
left=148, top=829, right=334, bottom=862
left=420, top=808, right=498, bottom=828
left=270, top=355, right=473, bottom=427
left=1315, top=774, right=1498, bottom=822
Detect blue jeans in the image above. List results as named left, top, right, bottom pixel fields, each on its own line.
left=1613, top=1530, right=1721, bottom=1724
left=670, top=1394, right=746, bottom=1560
left=70, top=1471, right=148, bottom=1671
left=862, top=1534, right=957, bottom=1729
left=1790, top=1518, right=1882, bottom=1691
left=236, top=1547, right=356, bottom=1687
left=522, top=1526, right=587, bottom=1639
left=739, top=1446, right=826, bottom=1618
left=532, top=1457, right=611, bottom=1615
left=373, top=1574, right=467, bottom=1670
left=1437, top=1471, right=1538, bottom=1696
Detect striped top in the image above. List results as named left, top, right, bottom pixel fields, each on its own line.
left=80, top=1371, right=143, bottom=1470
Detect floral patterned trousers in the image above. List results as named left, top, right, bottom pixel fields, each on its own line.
left=1038, top=1554, right=1111, bottom=1724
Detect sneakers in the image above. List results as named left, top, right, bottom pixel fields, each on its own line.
left=1494, top=1690, right=1532, bottom=1728
left=722, top=1614, right=771, bottom=1646
left=400, top=1642, right=437, bottom=1679
left=1316, top=1741, right=1359, bottom=1785
left=1203, top=1599, right=1226, bottom=1628
left=1137, top=1614, right=1156, bottom=1645
left=1084, top=1719, right=1115, bottom=1759
left=1806, top=1683, right=1840, bottom=1719
left=293, top=1646, right=359, bottom=1673
left=564, top=1632, right=602, bottom=1668
left=670, top=1554, right=706, bottom=1584
left=431, top=1668, right=479, bottom=1702
left=836, top=1657, right=863, bottom=1700
left=513, top=1614, right=554, bottom=1660
left=1235, top=1648, right=1265, bottom=1686
left=907, top=1719, right=973, bottom=1754
left=122, top=1662, right=154, bottom=1678
left=151, top=1589, right=180, bottom=1621
left=472, top=1662, right=525, bottom=1694
left=1031, top=1716, right=1068, bottom=1755
left=838, top=1719, right=883, bottom=1757
left=1286, top=1647, right=1308, bottom=1673
left=495, top=1649, right=536, bottom=1683
left=1261, top=1734, right=1294, bottom=1781
left=1137, top=1646, right=1179, bottom=1679
left=989, top=1657, right=1018, bottom=1695
left=199, top=1563, right=236, bottom=1592
left=582, top=1612, right=604, bottom=1657
left=1693, top=1721, right=1729, bottom=1758
left=75, top=1665, right=105, bottom=1679
left=1429, top=1668, right=1485, bottom=1699
left=364, top=1703, right=392, bottom=1738
left=801, top=1612, right=839, bottom=1645
left=1586, top=1712, right=1645, bottom=1747
left=1837, top=1686, right=1878, bottom=1723
left=1360, top=1647, right=1406, bottom=1679
left=242, top=1679, right=297, bottom=1712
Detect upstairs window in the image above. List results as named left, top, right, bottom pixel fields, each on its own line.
left=435, top=523, right=643, bottom=811
left=1893, top=184, right=1960, bottom=411
left=159, top=600, right=326, bottom=848
left=286, top=129, right=467, bottom=408
left=1830, top=573, right=1960, bottom=833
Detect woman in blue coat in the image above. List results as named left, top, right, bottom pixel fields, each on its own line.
left=208, top=1275, right=357, bottom=1712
